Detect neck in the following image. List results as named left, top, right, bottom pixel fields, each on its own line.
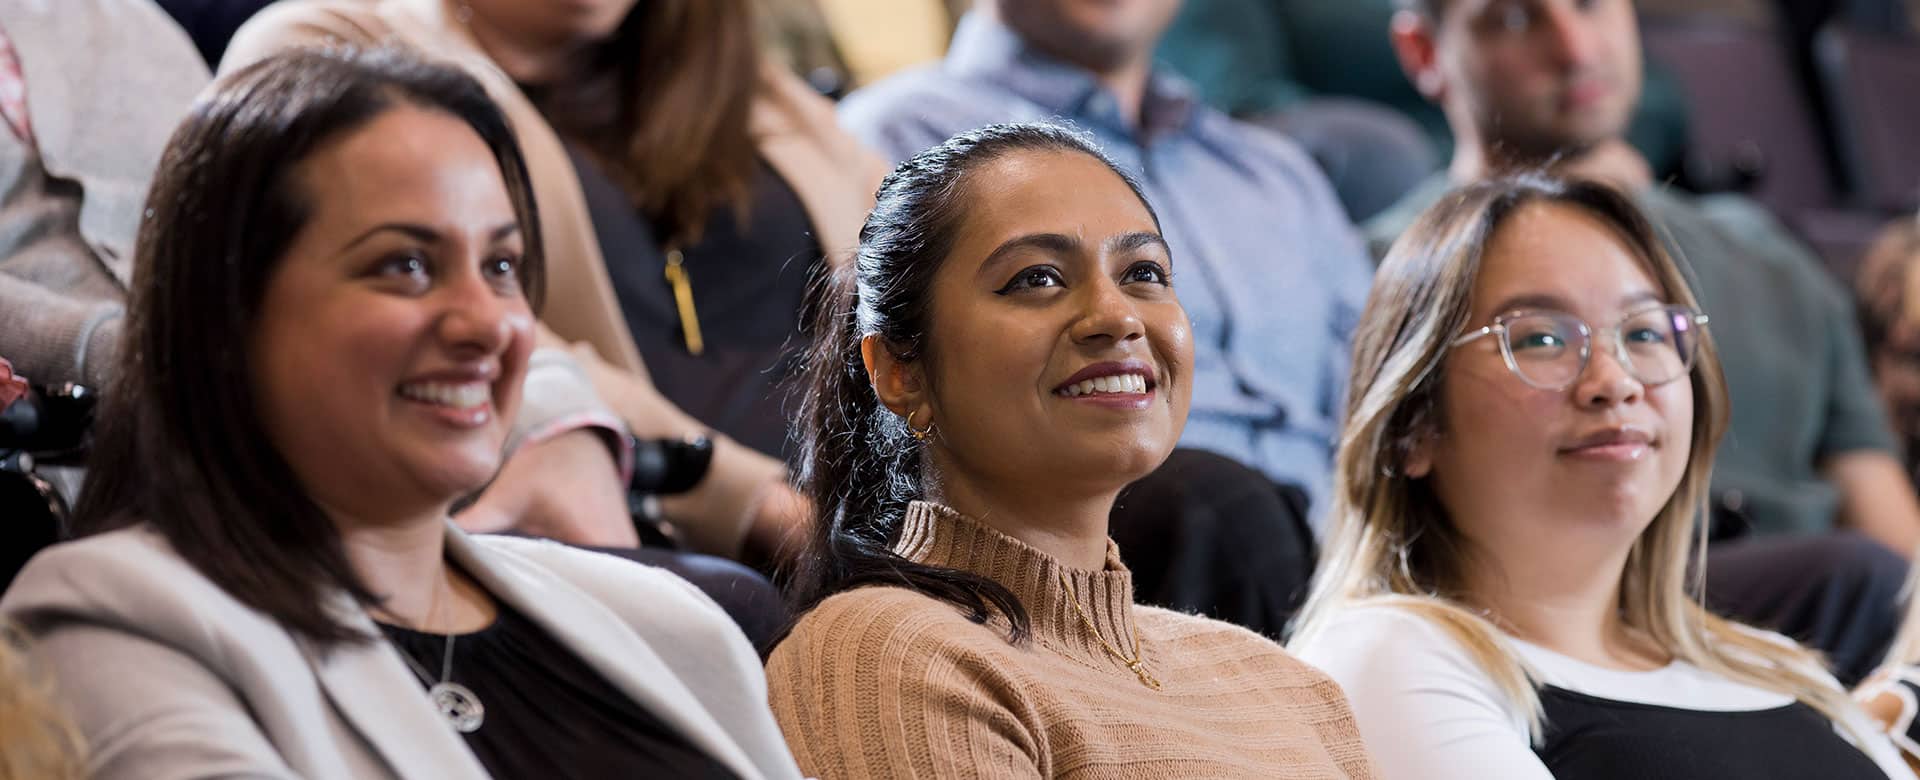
left=331, top=504, right=456, bottom=629
left=1458, top=538, right=1660, bottom=670
left=980, top=6, right=1154, bottom=131
left=1095, top=60, right=1153, bottom=132
left=459, top=2, right=585, bottom=85
left=925, top=456, right=1115, bottom=571
left=1450, top=133, right=1653, bottom=192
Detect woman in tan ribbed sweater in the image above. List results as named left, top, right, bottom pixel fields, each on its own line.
left=767, top=123, right=1376, bottom=779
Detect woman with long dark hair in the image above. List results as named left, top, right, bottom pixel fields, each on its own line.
left=0, top=48, right=800, bottom=780
left=226, top=0, right=889, bottom=563
left=766, top=122, right=1376, bottom=779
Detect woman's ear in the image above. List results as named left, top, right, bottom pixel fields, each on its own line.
left=861, top=334, right=926, bottom=418
left=1404, top=433, right=1435, bottom=479
left=1400, top=406, right=1439, bottom=479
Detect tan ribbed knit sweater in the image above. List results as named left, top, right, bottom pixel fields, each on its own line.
left=767, top=502, right=1377, bottom=779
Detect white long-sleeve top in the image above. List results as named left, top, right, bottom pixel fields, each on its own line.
left=1294, top=604, right=1914, bottom=780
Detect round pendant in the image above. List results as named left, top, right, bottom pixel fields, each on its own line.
left=429, top=681, right=485, bottom=733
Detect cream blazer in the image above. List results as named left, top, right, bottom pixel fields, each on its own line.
left=0, top=526, right=805, bottom=780
left=222, top=0, right=890, bottom=554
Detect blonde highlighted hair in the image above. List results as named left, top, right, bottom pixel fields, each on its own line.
left=1291, top=174, right=1860, bottom=740
left=0, top=624, right=84, bottom=779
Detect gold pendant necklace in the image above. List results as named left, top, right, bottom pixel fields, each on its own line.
left=1057, top=571, right=1162, bottom=690
left=662, top=248, right=704, bottom=355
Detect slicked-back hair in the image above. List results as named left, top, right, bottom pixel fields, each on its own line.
left=71, top=46, right=545, bottom=645
left=785, top=122, right=1159, bottom=643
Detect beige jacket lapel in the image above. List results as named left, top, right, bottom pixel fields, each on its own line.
left=299, top=601, right=493, bottom=779
left=444, top=531, right=771, bottom=780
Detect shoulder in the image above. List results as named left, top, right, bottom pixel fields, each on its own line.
left=1294, top=602, right=1515, bottom=702
left=3, top=526, right=234, bottom=618
left=1135, top=604, right=1350, bottom=689
left=768, top=584, right=1032, bottom=699
left=222, top=0, right=395, bottom=74
left=0, top=526, right=291, bottom=667
left=775, top=585, right=1010, bottom=665
left=470, top=534, right=735, bottom=632
left=837, top=67, right=1028, bottom=163
left=1644, top=188, right=1829, bottom=279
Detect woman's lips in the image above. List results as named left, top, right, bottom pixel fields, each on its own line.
left=397, top=380, right=493, bottom=428
left=1053, top=360, right=1157, bottom=410
left=1559, top=427, right=1654, bottom=461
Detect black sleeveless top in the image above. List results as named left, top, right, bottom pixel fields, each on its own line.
left=563, top=143, right=822, bottom=461
left=1536, top=685, right=1892, bottom=779
left=380, top=604, right=738, bottom=779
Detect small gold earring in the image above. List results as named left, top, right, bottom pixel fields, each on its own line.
left=905, top=409, right=935, bottom=442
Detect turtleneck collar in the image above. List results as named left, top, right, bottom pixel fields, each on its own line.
left=892, top=501, right=1154, bottom=682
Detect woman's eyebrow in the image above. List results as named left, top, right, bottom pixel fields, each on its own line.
left=979, top=232, right=1081, bottom=275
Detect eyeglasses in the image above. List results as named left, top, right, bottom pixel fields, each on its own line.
left=1450, top=304, right=1710, bottom=391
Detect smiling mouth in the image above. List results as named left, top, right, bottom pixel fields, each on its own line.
left=398, top=381, right=492, bottom=410
left=1058, top=373, right=1151, bottom=397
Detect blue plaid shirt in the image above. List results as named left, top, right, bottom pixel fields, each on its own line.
left=839, top=14, right=1374, bottom=524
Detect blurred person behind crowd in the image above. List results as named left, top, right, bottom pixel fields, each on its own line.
left=1363, top=0, right=1915, bottom=685
left=835, top=0, right=1378, bottom=637
left=770, top=122, right=1377, bottom=779
left=1856, top=214, right=1920, bottom=482
left=0, top=48, right=801, bottom=779
left=227, top=0, right=890, bottom=567
left=1295, top=174, right=1913, bottom=780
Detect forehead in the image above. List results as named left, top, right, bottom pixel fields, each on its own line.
left=291, top=104, right=511, bottom=227
left=949, top=149, right=1158, bottom=250
left=1471, top=201, right=1664, bottom=318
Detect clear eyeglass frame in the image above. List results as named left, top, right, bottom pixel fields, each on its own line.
left=1449, top=304, right=1711, bottom=391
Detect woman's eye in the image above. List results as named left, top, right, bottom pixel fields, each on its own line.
left=996, top=265, right=1065, bottom=294
left=371, top=252, right=433, bottom=290
left=1122, top=261, right=1171, bottom=286
left=1513, top=331, right=1565, bottom=351
left=1624, top=327, right=1668, bottom=345
left=484, top=253, right=522, bottom=283
left=378, top=252, right=428, bottom=277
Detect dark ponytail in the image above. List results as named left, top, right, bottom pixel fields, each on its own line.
left=786, top=122, right=1155, bottom=643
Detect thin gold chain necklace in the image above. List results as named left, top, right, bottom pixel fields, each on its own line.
left=1056, top=571, right=1162, bottom=690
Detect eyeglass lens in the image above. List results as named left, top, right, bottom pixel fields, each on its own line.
left=1501, top=307, right=1700, bottom=389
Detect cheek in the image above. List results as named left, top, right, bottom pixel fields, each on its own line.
left=491, top=307, right=537, bottom=420
left=1650, top=381, right=1695, bottom=465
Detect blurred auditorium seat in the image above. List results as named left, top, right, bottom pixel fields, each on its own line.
left=1816, top=24, right=1920, bottom=214
left=1644, top=15, right=1840, bottom=217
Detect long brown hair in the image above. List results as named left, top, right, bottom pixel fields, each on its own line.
left=1291, top=174, right=1862, bottom=739
left=530, top=0, right=761, bottom=248
left=71, top=47, right=545, bottom=644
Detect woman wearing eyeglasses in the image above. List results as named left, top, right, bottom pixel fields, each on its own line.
left=1289, top=175, right=1915, bottom=780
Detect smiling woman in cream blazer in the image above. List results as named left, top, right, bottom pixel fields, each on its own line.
left=0, top=47, right=800, bottom=780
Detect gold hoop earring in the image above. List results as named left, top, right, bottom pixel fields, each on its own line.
left=906, top=409, right=936, bottom=442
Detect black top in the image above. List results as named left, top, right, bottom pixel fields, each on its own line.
left=379, top=604, right=737, bottom=780
left=565, top=143, right=822, bottom=460
left=1536, top=685, right=1891, bottom=779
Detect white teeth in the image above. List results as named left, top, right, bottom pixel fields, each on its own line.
left=398, top=381, right=491, bottom=409
left=1062, top=373, right=1150, bottom=397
